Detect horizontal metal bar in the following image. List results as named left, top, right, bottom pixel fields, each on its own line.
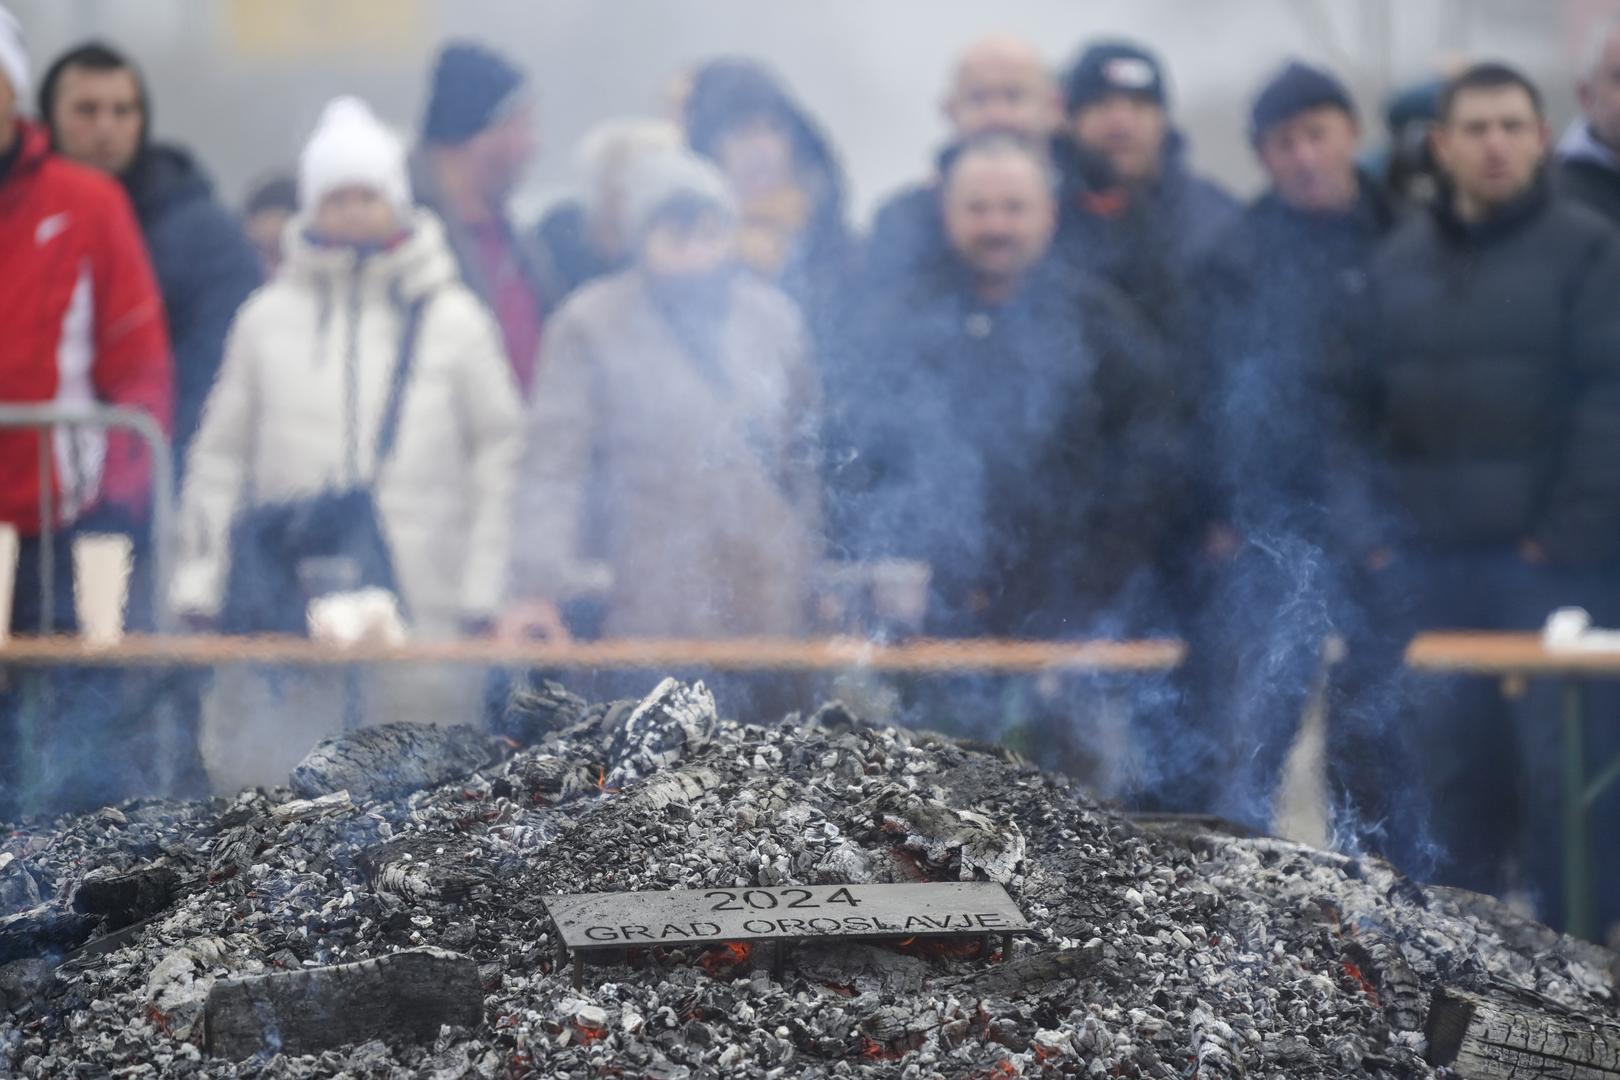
left=0, top=403, right=175, bottom=634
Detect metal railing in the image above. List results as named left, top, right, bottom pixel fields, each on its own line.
left=0, top=402, right=176, bottom=634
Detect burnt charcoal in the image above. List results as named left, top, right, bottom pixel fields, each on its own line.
left=71, top=863, right=181, bottom=930
left=0, top=957, right=61, bottom=1014
left=501, top=678, right=592, bottom=746
left=290, top=722, right=500, bottom=801
left=3, top=676, right=1619, bottom=1078
left=0, top=906, right=97, bottom=964
left=605, top=678, right=716, bottom=787
left=1191, top=1006, right=1249, bottom=1078
left=940, top=945, right=1102, bottom=998
left=856, top=784, right=1026, bottom=883
left=1428, top=885, right=1618, bottom=997
left=1346, top=935, right=1426, bottom=1033
left=359, top=836, right=497, bottom=905
left=1426, top=985, right=1620, bottom=1077
left=202, top=946, right=482, bottom=1059
left=502, top=754, right=599, bottom=806
left=0, top=855, right=41, bottom=918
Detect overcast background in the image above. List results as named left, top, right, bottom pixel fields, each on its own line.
left=9, top=0, right=1618, bottom=224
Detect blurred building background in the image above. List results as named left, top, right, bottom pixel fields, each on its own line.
left=9, top=0, right=1616, bottom=222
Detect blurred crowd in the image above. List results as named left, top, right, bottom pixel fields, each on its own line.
left=4, top=4, right=1620, bottom=934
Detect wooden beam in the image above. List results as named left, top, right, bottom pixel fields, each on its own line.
left=203, top=947, right=482, bottom=1060
left=1426, top=987, right=1620, bottom=1078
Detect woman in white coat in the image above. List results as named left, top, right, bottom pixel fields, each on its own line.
left=173, top=97, right=523, bottom=789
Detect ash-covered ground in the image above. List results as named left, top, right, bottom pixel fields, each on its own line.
left=2, top=678, right=1617, bottom=1078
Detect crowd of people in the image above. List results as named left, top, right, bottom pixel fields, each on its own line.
left=4, top=5, right=1620, bottom=935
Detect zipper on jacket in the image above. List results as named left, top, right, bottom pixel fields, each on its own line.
left=342, top=256, right=366, bottom=485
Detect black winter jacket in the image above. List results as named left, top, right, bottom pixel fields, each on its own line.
left=1366, top=177, right=1620, bottom=564
left=836, top=255, right=1183, bottom=636
left=122, top=144, right=262, bottom=470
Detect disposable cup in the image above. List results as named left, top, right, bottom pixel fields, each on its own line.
left=73, top=533, right=133, bottom=647
left=0, top=523, right=17, bottom=645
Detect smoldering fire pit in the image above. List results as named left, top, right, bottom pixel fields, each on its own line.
left=2, top=676, right=1618, bottom=1078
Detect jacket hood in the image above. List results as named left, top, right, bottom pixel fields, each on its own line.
left=122, top=142, right=213, bottom=220
left=280, top=207, right=461, bottom=300
left=1558, top=120, right=1620, bottom=174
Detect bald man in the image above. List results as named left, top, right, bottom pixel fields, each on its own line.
left=1558, top=18, right=1620, bottom=224
left=862, top=34, right=1112, bottom=289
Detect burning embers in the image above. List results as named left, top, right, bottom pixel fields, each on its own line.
left=0, top=676, right=1618, bottom=1078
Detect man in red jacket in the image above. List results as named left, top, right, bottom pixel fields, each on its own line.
left=0, top=6, right=172, bottom=819
left=0, top=7, right=171, bottom=631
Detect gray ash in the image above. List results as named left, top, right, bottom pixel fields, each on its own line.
left=1, top=676, right=1616, bottom=1078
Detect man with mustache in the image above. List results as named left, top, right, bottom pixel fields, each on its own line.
left=1365, top=63, right=1620, bottom=929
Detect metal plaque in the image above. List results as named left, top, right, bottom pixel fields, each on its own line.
left=543, top=882, right=1030, bottom=951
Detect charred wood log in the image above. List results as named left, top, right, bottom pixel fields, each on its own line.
left=0, top=853, right=41, bottom=918
left=499, top=754, right=598, bottom=806
left=1343, top=934, right=1426, bottom=1033
left=937, top=945, right=1101, bottom=998
left=359, top=836, right=497, bottom=905
left=0, top=904, right=97, bottom=964
left=500, top=679, right=592, bottom=746
left=1425, top=986, right=1620, bottom=1078
left=1190, top=1006, right=1248, bottom=1079
left=290, top=723, right=499, bottom=801
left=605, top=678, right=717, bottom=788
left=71, top=863, right=180, bottom=930
left=202, top=946, right=483, bottom=1060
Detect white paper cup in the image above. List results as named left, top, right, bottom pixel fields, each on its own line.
left=0, top=523, right=17, bottom=645
left=73, top=533, right=133, bottom=647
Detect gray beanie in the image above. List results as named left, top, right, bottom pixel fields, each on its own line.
left=625, top=148, right=737, bottom=242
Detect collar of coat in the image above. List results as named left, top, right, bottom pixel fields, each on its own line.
left=1431, top=169, right=1552, bottom=246
left=279, top=207, right=461, bottom=301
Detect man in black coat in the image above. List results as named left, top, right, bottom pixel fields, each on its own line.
left=1062, top=40, right=1239, bottom=336
left=846, top=134, right=1180, bottom=640
left=1558, top=18, right=1620, bottom=225
left=1367, top=63, right=1620, bottom=924
left=1187, top=62, right=1410, bottom=857
left=39, top=43, right=262, bottom=475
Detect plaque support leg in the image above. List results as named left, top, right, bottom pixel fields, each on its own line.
left=772, top=940, right=788, bottom=983
left=572, top=951, right=584, bottom=990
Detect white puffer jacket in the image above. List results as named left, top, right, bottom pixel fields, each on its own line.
left=172, top=210, right=523, bottom=637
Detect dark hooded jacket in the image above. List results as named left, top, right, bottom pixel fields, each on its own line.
left=1198, top=174, right=1400, bottom=550
left=1366, top=175, right=1620, bottom=565
left=837, top=254, right=1183, bottom=637
left=121, top=143, right=261, bottom=471
left=684, top=58, right=857, bottom=362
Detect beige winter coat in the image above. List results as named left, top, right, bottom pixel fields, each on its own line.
left=511, top=269, right=822, bottom=637
left=173, top=210, right=524, bottom=637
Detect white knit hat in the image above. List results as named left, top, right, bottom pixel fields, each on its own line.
left=625, top=148, right=737, bottom=243
left=298, top=96, right=411, bottom=215
left=0, top=3, right=29, bottom=106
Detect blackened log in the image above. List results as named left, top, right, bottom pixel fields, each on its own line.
left=359, top=836, right=496, bottom=904
left=0, top=905, right=98, bottom=964
left=202, top=946, right=483, bottom=1059
left=71, top=863, right=180, bottom=929
left=500, top=678, right=591, bottom=746
left=1426, top=986, right=1620, bottom=1078
left=290, top=723, right=499, bottom=801
left=937, top=945, right=1100, bottom=998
